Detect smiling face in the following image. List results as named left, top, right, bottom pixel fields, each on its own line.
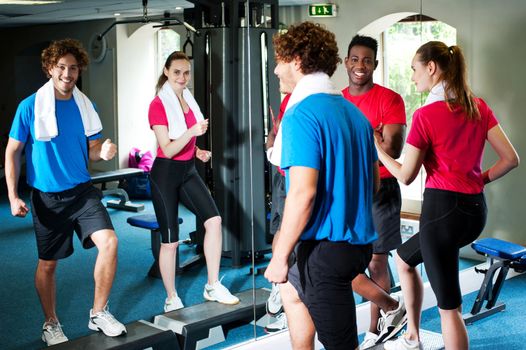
left=48, top=53, right=79, bottom=100
left=344, top=45, right=377, bottom=89
left=164, top=58, right=191, bottom=94
left=411, top=54, right=435, bottom=93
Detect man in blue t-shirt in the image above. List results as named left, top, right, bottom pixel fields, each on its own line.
left=264, top=22, right=380, bottom=350
left=5, top=39, right=126, bottom=346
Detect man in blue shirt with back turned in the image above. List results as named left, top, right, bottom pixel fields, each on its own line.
left=265, top=22, right=380, bottom=350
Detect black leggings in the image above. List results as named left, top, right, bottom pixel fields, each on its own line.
left=150, top=157, right=220, bottom=243
left=397, top=188, right=487, bottom=310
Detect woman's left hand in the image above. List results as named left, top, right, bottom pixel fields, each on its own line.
left=196, top=148, right=212, bottom=163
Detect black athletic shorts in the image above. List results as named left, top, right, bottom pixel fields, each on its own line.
left=150, top=157, right=220, bottom=243
left=269, top=172, right=286, bottom=235
left=31, top=182, right=114, bottom=260
left=397, top=188, right=487, bottom=309
left=372, top=177, right=402, bottom=254
left=288, top=240, right=372, bottom=350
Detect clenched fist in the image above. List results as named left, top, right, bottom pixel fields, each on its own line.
left=191, top=119, right=209, bottom=137
left=100, top=139, right=117, bottom=160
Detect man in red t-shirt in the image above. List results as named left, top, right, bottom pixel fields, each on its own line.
left=343, top=35, right=407, bottom=348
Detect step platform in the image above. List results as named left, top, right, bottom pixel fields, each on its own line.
left=368, top=329, right=444, bottom=349
left=48, top=320, right=179, bottom=350
left=154, top=288, right=270, bottom=350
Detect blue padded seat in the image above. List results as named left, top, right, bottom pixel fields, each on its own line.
left=127, top=214, right=182, bottom=230
left=127, top=213, right=200, bottom=278
left=472, top=237, right=526, bottom=260
left=464, top=237, right=526, bottom=324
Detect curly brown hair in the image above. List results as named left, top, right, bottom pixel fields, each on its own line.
left=273, top=22, right=341, bottom=77
left=41, top=38, right=89, bottom=78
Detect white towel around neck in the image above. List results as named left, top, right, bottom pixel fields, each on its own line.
left=158, top=81, right=205, bottom=139
left=269, top=72, right=342, bottom=167
left=424, top=81, right=448, bottom=106
left=34, top=78, right=103, bottom=141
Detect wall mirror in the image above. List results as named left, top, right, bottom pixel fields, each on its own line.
left=1, top=0, right=524, bottom=349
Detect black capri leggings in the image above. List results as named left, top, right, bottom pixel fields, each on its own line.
left=397, top=188, right=487, bottom=310
left=150, top=157, right=220, bottom=243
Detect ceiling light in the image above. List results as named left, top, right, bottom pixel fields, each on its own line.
left=114, top=13, right=121, bottom=16
left=0, top=0, right=63, bottom=4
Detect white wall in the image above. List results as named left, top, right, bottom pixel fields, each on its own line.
left=280, top=0, right=526, bottom=245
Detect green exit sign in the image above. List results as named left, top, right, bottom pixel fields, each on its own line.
left=308, top=4, right=337, bottom=17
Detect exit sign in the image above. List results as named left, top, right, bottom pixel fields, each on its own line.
left=308, top=4, right=337, bottom=17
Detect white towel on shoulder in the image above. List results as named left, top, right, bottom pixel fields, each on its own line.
left=424, top=81, right=448, bottom=106
left=34, top=78, right=103, bottom=141
left=269, top=72, right=341, bottom=167
left=158, top=81, right=205, bottom=139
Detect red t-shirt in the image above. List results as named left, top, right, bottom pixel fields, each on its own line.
left=275, top=94, right=291, bottom=176
left=407, top=98, right=499, bottom=194
left=342, top=84, right=406, bottom=179
left=148, top=96, right=197, bottom=161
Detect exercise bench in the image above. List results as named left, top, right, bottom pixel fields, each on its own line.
left=463, top=237, right=526, bottom=324
left=91, top=168, right=145, bottom=212
left=127, top=214, right=204, bottom=278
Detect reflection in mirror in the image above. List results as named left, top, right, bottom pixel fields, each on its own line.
left=0, top=1, right=277, bottom=349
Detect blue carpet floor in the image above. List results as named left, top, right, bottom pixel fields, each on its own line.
left=0, top=194, right=266, bottom=350
left=1, top=191, right=522, bottom=349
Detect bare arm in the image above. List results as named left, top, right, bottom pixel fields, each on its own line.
left=264, top=166, right=318, bottom=283
left=378, top=124, right=405, bottom=159
left=265, top=106, right=281, bottom=151
left=89, top=138, right=117, bottom=162
left=5, top=138, right=29, bottom=217
left=482, top=124, right=519, bottom=183
left=375, top=139, right=425, bottom=186
left=152, top=120, right=208, bottom=159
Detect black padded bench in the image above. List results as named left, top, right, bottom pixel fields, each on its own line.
left=127, top=214, right=204, bottom=278
left=463, top=237, right=526, bottom=324
left=48, top=320, right=179, bottom=350
left=91, top=168, right=145, bottom=212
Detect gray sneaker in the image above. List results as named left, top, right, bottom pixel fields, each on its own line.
left=203, top=277, right=240, bottom=305
left=41, top=319, right=68, bottom=346
left=264, top=313, right=288, bottom=333
left=164, top=293, right=184, bottom=312
left=88, top=304, right=127, bottom=337
left=266, top=283, right=283, bottom=316
left=377, top=296, right=407, bottom=343
left=359, top=331, right=379, bottom=349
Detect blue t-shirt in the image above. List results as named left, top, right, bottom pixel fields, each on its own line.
left=9, top=93, right=101, bottom=193
left=281, top=93, right=378, bottom=244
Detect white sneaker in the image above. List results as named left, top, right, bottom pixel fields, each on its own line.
left=359, top=331, right=379, bottom=349
left=88, top=304, right=127, bottom=337
left=377, top=296, right=407, bottom=343
left=384, top=335, right=423, bottom=350
left=264, top=313, right=288, bottom=333
left=203, top=277, right=240, bottom=305
left=41, top=319, right=68, bottom=346
left=266, top=283, right=283, bottom=316
left=164, top=293, right=184, bottom=312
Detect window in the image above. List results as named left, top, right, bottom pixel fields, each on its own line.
left=157, top=28, right=181, bottom=74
